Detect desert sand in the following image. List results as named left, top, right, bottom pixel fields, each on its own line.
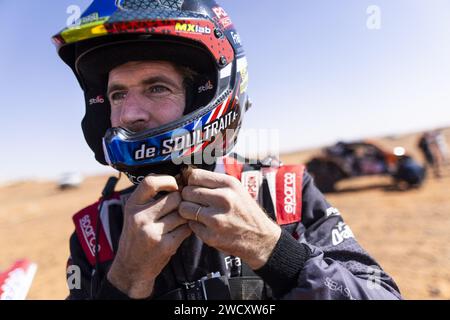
left=0, top=129, right=449, bottom=300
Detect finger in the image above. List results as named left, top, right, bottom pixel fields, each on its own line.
left=181, top=186, right=223, bottom=207
left=188, top=220, right=212, bottom=241
left=162, top=224, right=193, bottom=252
left=186, top=168, right=234, bottom=189
left=129, top=174, right=179, bottom=205
left=138, top=191, right=182, bottom=221
left=179, top=201, right=216, bottom=226
left=156, top=211, right=188, bottom=235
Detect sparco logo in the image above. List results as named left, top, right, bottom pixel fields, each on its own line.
left=79, top=215, right=99, bottom=257
left=89, top=95, right=105, bottom=105
left=283, top=173, right=296, bottom=214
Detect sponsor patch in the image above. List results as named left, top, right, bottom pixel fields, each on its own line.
left=212, top=6, right=234, bottom=30
left=73, top=202, right=114, bottom=265
left=230, top=31, right=241, bottom=45
left=331, top=221, right=355, bottom=246
left=89, top=95, right=105, bottom=105
left=175, top=22, right=211, bottom=34
left=274, top=166, right=304, bottom=225
left=237, top=57, right=249, bottom=93
left=326, top=207, right=341, bottom=218
left=324, top=277, right=354, bottom=299
left=241, top=170, right=262, bottom=202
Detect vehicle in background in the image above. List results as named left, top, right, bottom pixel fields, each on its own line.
left=306, top=141, right=426, bottom=193
left=57, top=172, right=83, bottom=190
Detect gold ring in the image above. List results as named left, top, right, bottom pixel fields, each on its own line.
left=195, top=206, right=202, bottom=222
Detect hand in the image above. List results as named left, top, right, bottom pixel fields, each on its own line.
left=107, top=174, right=192, bottom=299
left=179, top=168, right=281, bottom=270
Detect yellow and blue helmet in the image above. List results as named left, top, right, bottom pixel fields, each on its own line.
left=53, top=0, right=250, bottom=183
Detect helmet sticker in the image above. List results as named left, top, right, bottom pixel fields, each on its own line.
left=230, top=31, right=242, bottom=46
left=198, top=80, right=214, bottom=94
left=88, top=95, right=105, bottom=105
left=175, top=22, right=212, bottom=35
left=237, top=57, right=249, bottom=94
left=212, top=6, right=234, bottom=30
left=80, top=0, right=121, bottom=21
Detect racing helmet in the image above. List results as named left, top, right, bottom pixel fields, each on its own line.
left=52, top=0, right=250, bottom=183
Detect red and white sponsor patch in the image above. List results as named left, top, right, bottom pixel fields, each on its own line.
left=241, top=170, right=262, bottom=202
left=73, top=201, right=114, bottom=266
left=274, top=165, right=304, bottom=225
left=0, top=260, right=37, bottom=300
left=212, top=6, right=234, bottom=29
left=221, top=157, right=304, bottom=226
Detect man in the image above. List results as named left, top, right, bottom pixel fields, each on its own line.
left=418, top=131, right=442, bottom=178
left=53, top=0, right=402, bottom=300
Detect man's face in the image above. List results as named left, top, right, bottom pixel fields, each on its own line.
left=108, top=61, right=186, bottom=132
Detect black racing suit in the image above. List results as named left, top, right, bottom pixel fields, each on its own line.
left=66, top=160, right=402, bottom=300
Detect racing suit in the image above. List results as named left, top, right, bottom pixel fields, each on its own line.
left=66, top=156, right=402, bottom=300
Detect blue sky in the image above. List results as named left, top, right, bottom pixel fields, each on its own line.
left=1, top=0, right=450, bottom=182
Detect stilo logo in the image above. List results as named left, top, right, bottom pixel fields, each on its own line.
left=89, top=95, right=105, bottom=105
left=198, top=80, right=214, bottom=93
left=284, top=173, right=296, bottom=214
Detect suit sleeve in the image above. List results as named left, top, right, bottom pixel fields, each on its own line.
left=66, top=231, right=132, bottom=300
left=254, top=171, right=402, bottom=300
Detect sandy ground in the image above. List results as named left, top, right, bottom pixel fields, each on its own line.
left=0, top=129, right=449, bottom=300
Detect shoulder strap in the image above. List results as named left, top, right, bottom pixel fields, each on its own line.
left=222, top=155, right=245, bottom=181
left=267, top=165, right=305, bottom=225
left=72, top=193, right=121, bottom=266
left=221, top=155, right=305, bottom=226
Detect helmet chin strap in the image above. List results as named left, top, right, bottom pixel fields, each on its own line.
left=122, top=160, right=217, bottom=185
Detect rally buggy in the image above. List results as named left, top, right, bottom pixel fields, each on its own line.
left=306, top=141, right=426, bottom=193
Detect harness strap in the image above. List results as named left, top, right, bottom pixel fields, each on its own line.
left=223, top=155, right=305, bottom=226
left=73, top=198, right=118, bottom=266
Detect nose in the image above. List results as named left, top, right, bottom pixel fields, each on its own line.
left=118, top=91, right=151, bottom=132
